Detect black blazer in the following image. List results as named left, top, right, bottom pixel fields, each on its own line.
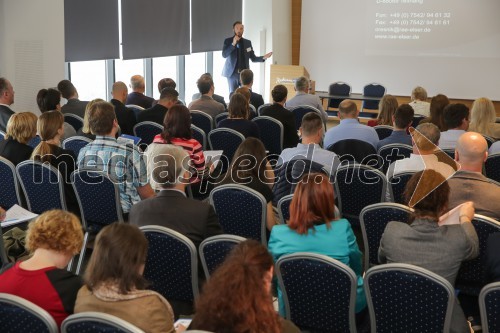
left=129, top=190, right=223, bottom=249
left=0, top=105, right=14, bottom=132
left=126, top=92, right=155, bottom=109
left=250, top=90, right=264, bottom=110
left=61, top=99, right=88, bottom=118
left=261, top=103, right=300, bottom=149
left=0, top=138, right=33, bottom=166
left=111, top=99, right=137, bottom=135
left=137, top=104, right=168, bottom=126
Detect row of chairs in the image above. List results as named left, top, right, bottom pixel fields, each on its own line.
left=327, top=82, right=386, bottom=117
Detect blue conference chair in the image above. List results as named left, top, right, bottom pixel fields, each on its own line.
left=133, top=121, right=163, bottom=145
left=374, top=125, right=393, bottom=140
left=361, top=83, right=386, bottom=115
left=190, top=124, right=206, bottom=150
left=207, top=128, right=245, bottom=172
left=485, top=153, right=500, bottom=183
left=61, top=312, right=144, bottom=333
left=64, top=114, right=84, bottom=132
left=199, top=234, right=246, bottom=279
left=387, top=171, right=415, bottom=204
left=62, top=136, right=93, bottom=157
left=27, top=136, right=41, bottom=149
left=252, top=116, right=284, bottom=155
left=377, top=143, right=412, bottom=174
left=327, top=82, right=351, bottom=116
left=479, top=282, right=500, bottom=333
left=0, top=130, right=5, bottom=141
left=0, top=156, right=22, bottom=209
left=214, top=112, right=229, bottom=126
left=190, top=110, right=214, bottom=136
left=288, top=105, right=325, bottom=131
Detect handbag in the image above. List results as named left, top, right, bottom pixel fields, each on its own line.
left=3, top=227, right=29, bottom=262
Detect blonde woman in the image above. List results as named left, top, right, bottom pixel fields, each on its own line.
left=469, top=97, right=500, bottom=139
left=368, top=94, right=398, bottom=127
left=0, top=112, right=37, bottom=165
left=77, top=98, right=104, bottom=140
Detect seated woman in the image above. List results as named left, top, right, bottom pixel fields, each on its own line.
left=379, top=169, right=479, bottom=333
left=268, top=173, right=367, bottom=327
left=217, top=93, right=260, bottom=138
left=469, top=97, right=500, bottom=140
left=189, top=240, right=300, bottom=333
left=36, top=88, right=76, bottom=140
left=31, top=111, right=78, bottom=213
left=0, top=112, right=37, bottom=165
left=418, top=94, right=449, bottom=131
left=76, top=98, right=103, bottom=140
left=217, top=137, right=276, bottom=230
left=0, top=210, right=83, bottom=327
left=75, top=223, right=178, bottom=333
left=367, top=94, right=398, bottom=127
left=234, top=86, right=256, bottom=119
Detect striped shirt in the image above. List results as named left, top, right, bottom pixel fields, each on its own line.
left=77, top=136, right=149, bottom=213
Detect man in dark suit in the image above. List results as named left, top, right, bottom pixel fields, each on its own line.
left=57, top=79, right=88, bottom=118
left=222, top=21, right=272, bottom=94
left=240, top=69, right=264, bottom=110
left=137, top=88, right=178, bottom=125
left=126, top=75, right=155, bottom=109
left=110, top=81, right=137, bottom=135
left=0, top=78, right=15, bottom=132
left=261, top=85, right=299, bottom=149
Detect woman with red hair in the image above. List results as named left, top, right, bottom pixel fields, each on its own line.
left=268, top=173, right=366, bottom=318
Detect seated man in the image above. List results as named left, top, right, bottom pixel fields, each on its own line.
left=188, top=74, right=225, bottom=118
left=77, top=101, right=154, bottom=216
left=439, top=103, right=470, bottom=150
left=191, top=73, right=227, bottom=109
left=0, top=77, right=15, bottom=132
left=110, top=81, right=137, bottom=135
left=408, top=86, right=430, bottom=117
left=57, top=79, right=88, bottom=118
left=137, top=88, right=178, bottom=125
left=126, top=75, right=155, bottom=109
left=324, top=99, right=379, bottom=149
left=260, top=85, right=299, bottom=149
left=377, top=104, right=414, bottom=150
left=285, top=76, right=328, bottom=123
left=239, top=69, right=264, bottom=110
left=448, top=132, right=500, bottom=220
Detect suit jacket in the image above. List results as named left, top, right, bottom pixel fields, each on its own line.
left=61, top=99, right=88, bottom=118
left=137, top=104, right=168, bottom=126
left=192, top=93, right=227, bottom=109
left=261, top=103, right=299, bottom=149
left=0, top=138, right=33, bottom=166
left=110, top=99, right=137, bottom=135
left=250, top=90, right=264, bottom=110
left=126, top=92, right=155, bottom=109
left=129, top=190, right=222, bottom=249
left=0, top=105, right=14, bottom=132
left=222, top=37, right=264, bottom=77
left=188, top=95, right=225, bottom=118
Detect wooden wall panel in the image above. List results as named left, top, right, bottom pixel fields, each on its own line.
left=291, top=0, right=301, bottom=65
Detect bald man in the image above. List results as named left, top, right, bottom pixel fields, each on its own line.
left=110, top=81, right=137, bottom=135
left=448, top=132, right=500, bottom=220
left=125, top=75, right=154, bottom=109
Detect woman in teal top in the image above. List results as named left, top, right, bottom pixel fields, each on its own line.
left=268, top=173, right=367, bottom=316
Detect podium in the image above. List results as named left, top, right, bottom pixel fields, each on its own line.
left=269, top=65, right=314, bottom=101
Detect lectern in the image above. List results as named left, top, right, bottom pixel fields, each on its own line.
left=269, top=65, right=314, bottom=101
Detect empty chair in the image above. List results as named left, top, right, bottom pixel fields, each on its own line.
left=16, top=160, right=67, bottom=214
left=288, top=105, right=325, bottom=131
left=133, top=121, right=163, bottom=145
left=62, top=136, right=93, bottom=157
left=377, top=143, right=412, bottom=174
left=374, top=125, right=393, bottom=140
left=199, top=234, right=246, bottom=279
left=214, top=112, right=228, bottom=125
left=360, top=203, right=412, bottom=270
left=275, top=253, right=357, bottom=332
left=388, top=171, right=415, bottom=204
left=485, top=153, right=500, bottom=183
left=479, top=282, right=500, bottom=333
left=361, top=83, right=386, bottom=113
left=64, top=114, right=84, bottom=132
left=190, top=110, right=214, bottom=136
left=0, top=156, right=22, bottom=209
left=207, top=128, right=245, bottom=172
left=190, top=124, right=207, bottom=150
left=327, top=139, right=378, bottom=165
left=365, top=263, right=455, bottom=333
left=327, top=82, right=351, bottom=116
left=61, top=312, right=145, bottom=333
left=252, top=116, right=283, bottom=155
left=0, top=293, right=58, bottom=333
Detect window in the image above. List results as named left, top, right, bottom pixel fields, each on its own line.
left=152, top=56, right=178, bottom=99
left=69, top=60, right=107, bottom=101
left=212, top=51, right=230, bottom=103
left=184, top=52, right=207, bottom=105
left=114, top=59, right=144, bottom=91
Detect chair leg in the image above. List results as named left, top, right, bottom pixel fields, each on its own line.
left=75, top=232, right=89, bottom=275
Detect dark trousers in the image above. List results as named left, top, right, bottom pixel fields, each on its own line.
left=227, top=71, right=241, bottom=94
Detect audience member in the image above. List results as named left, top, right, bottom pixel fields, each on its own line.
left=218, top=93, right=260, bottom=138
left=188, top=74, right=225, bottom=118
left=234, top=86, right=257, bottom=119
left=137, top=87, right=178, bottom=125
left=125, top=75, right=154, bottom=109
left=77, top=101, right=154, bottom=216
left=367, top=94, right=398, bottom=127
left=469, top=97, right=500, bottom=139
left=239, top=69, right=264, bottom=110
left=0, top=210, right=83, bottom=327
left=439, top=103, right=470, bottom=150
left=110, top=81, right=137, bottom=135
left=77, top=98, right=103, bottom=140
left=268, top=173, right=368, bottom=329
left=379, top=170, right=478, bottom=333
left=377, top=104, right=414, bottom=150
left=0, top=77, right=15, bottom=132
left=152, top=78, right=178, bottom=107
left=285, top=76, right=328, bottom=122
left=260, top=84, right=299, bottom=149
left=57, top=79, right=88, bottom=118
left=190, top=240, right=300, bottom=333
left=448, top=132, right=500, bottom=220
left=419, top=94, right=450, bottom=131
left=0, top=112, right=37, bottom=165
left=279, top=112, right=339, bottom=173
left=36, top=88, right=76, bottom=140
left=191, top=73, right=227, bottom=108
left=408, top=86, right=430, bottom=117
left=217, top=138, right=276, bottom=230
left=324, top=99, right=379, bottom=149
left=75, top=223, right=178, bottom=333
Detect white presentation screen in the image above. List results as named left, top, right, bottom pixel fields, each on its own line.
left=300, top=0, right=500, bottom=100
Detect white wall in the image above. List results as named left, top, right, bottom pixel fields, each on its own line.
left=1, top=0, right=65, bottom=114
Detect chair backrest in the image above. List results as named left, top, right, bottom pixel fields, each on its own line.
left=456, top=215, right=500, bottom=296
left=442, top=148, right=455, bottom=159
left=257, top=103, right=272, bottom=116
left=411, top=114, right=426, bottom=128
left=71, top=170, right=123, bottom=230
left=335, top=164, right=387, bottom=227
left=27, top=135, right=41, bottom=148
left=365, top=263, right=455, bottom=333
left=288, top=105, right=324, bottom=131
left=249, top=104, right=257, bottom=115
left=191, top=124, right=207, bottom=150
left=276, top=253, right=357, bottom=332
left=207, top=128, right=245, bottom=172
left=133, top=121, right=163, bottom=145
left=0, top=293, right=58, bottom=333
left=0, top=156, right=22, bottom=209
left=479, top=282, right=500, bottom=333
left=362, top=83, right=386, bottom=110
left=360, top=203, right=413, bottom=270
left=199, top=234, right=246, bottom=279
left=126, top=105, right=144, bottom=121
left=327, top=139, right=378, bottom=164
left=377, top=143, right=412, bottom=174
left=190, top=110, right=214, bottom=135
left=62, top=136, right=93, bottom=157
left=140, top=225, right=199, bottom=302
left=484, top=135, right=495, bottom=148
left=214, top=112, right=229, bottom=125
left=387, top=171, right=415, bottom=204
left=16, top=160, right=67, bottom=214
left=63, top=114, right=84, bottom=132
left=209, top=184, right=267, bottom=244
left=61, top=312, right=145, bottom=333
left=485, top=153, right=500, bottom=183
left=252, top=116, right=284, bottom=155
left=277, top=194, right=294, bottom=225
left=328, top=82, right=351, bottom=109
left=0, top=130, right=5, bottom=141
left=374, top=125, right=393, bottom=140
